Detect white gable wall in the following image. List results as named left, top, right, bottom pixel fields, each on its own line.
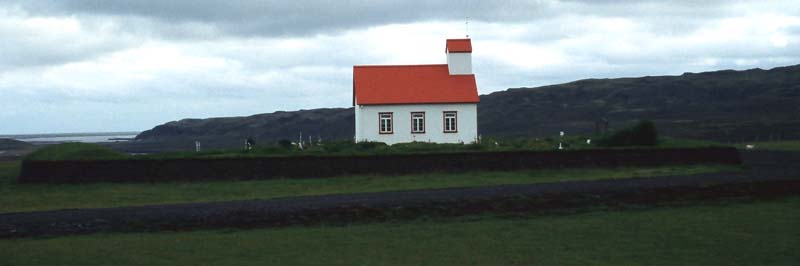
left=446, top=52, right=472, bottom=75
left=355, top=103, right=478, bottom=145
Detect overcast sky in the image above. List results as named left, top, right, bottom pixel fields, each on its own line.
left=1, top=0, right=798, bottom=134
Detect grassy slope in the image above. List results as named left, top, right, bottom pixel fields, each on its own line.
left=736, top=140, right=800, bottom=151
left=34, top=136, right=728, bottom=161
left=0, top=161, right=19, bottom=181
left=0, top=161, right=739, bottom=213
left=1, top=197, right=797, bottom=266
left=25, top=143, right=127, bottom=161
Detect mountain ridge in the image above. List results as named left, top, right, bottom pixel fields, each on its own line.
left=133, top=64, right=800, bottom=150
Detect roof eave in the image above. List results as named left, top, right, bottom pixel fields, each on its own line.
left=357, top=101, right=480, bottom=106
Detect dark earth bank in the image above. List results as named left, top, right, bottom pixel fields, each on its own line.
left=19, top=147, right=741, bottom=183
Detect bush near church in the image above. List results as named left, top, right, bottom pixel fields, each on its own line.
left=596, top=120, right=659, bottom=147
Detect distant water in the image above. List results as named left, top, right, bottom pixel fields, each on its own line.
left=0, top=132, right=140, bottom=144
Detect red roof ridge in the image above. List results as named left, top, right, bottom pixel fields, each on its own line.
left=352, top=39, right=478, bottom=106
left=353, top=64, right=447, bottom=68
left=446, top=39, right=472, bottom=53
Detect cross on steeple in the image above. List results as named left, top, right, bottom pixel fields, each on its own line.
left=465, top=16, right=470, bottom=38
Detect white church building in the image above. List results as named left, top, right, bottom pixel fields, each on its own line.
left=353, top=38, right=479, bottom=145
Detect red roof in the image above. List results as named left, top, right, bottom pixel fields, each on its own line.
left=446, top=39, right=472, bottom=53
left=353, top=64, right=479, bottom=105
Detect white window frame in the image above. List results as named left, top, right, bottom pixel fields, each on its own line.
left=411, top=112, right=425, bottom=134
left=379, top=112, right=393, bottom=134
left=443, top=111, right=457, bottom=133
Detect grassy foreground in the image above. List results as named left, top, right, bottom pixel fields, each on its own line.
left=0, top=160, right=740, bottom=213
left=1, top=197, right=797, bottom=265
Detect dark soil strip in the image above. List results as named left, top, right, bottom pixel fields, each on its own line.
left=1, top=150, right=797, bottom=238
left=19, top=147, right=741, bottom=183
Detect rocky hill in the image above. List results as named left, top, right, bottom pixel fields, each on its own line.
left=135, top=108, right=353, bottom=142
left=132, top=64, right=800, bottom=151
left=0, top=138, right=37, bottom=159
left=479, top=64, right=800, bottom=141
left=0, top=138, right=34, bottom=150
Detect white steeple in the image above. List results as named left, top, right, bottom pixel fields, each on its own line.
left=446, top=39, right=472, bottom=75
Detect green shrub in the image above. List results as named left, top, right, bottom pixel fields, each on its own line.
left=25, top=143, right=128, bottom=161
left=464, top=143, right=485, bottom=150
left=355, top=141, right=388, bottom=151
left=277, top=139, right=293, bottom=150
left=315, top=140, right=358, bottom=154
left=250, top=145, right=291, bottom=155
left=596, top=120, right=659, bottom=147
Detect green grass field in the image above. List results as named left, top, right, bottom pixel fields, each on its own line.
left=24, top=142, right=128, bottom=161
left=0, top=160, right=18, bottom=182
left=737, top=140, right=800, bottom=151
left=25, top=135, right=730, bottom=161
left=0, top=160, right=740, bottom=213
left=1, top=197, right=796, bottom=266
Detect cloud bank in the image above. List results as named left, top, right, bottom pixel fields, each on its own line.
left=0, top=0, right=798, bottom=134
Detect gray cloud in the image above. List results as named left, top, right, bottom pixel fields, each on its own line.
left=0, top=0, right=798, bottom=134
left=6, top=0, right=541, bottom=37
left=3, top=0, right=748, bottom=39
left=0, top=10, right=139, bottom=70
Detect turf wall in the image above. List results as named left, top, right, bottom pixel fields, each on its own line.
left=18, top=147, right=742, bottom=183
